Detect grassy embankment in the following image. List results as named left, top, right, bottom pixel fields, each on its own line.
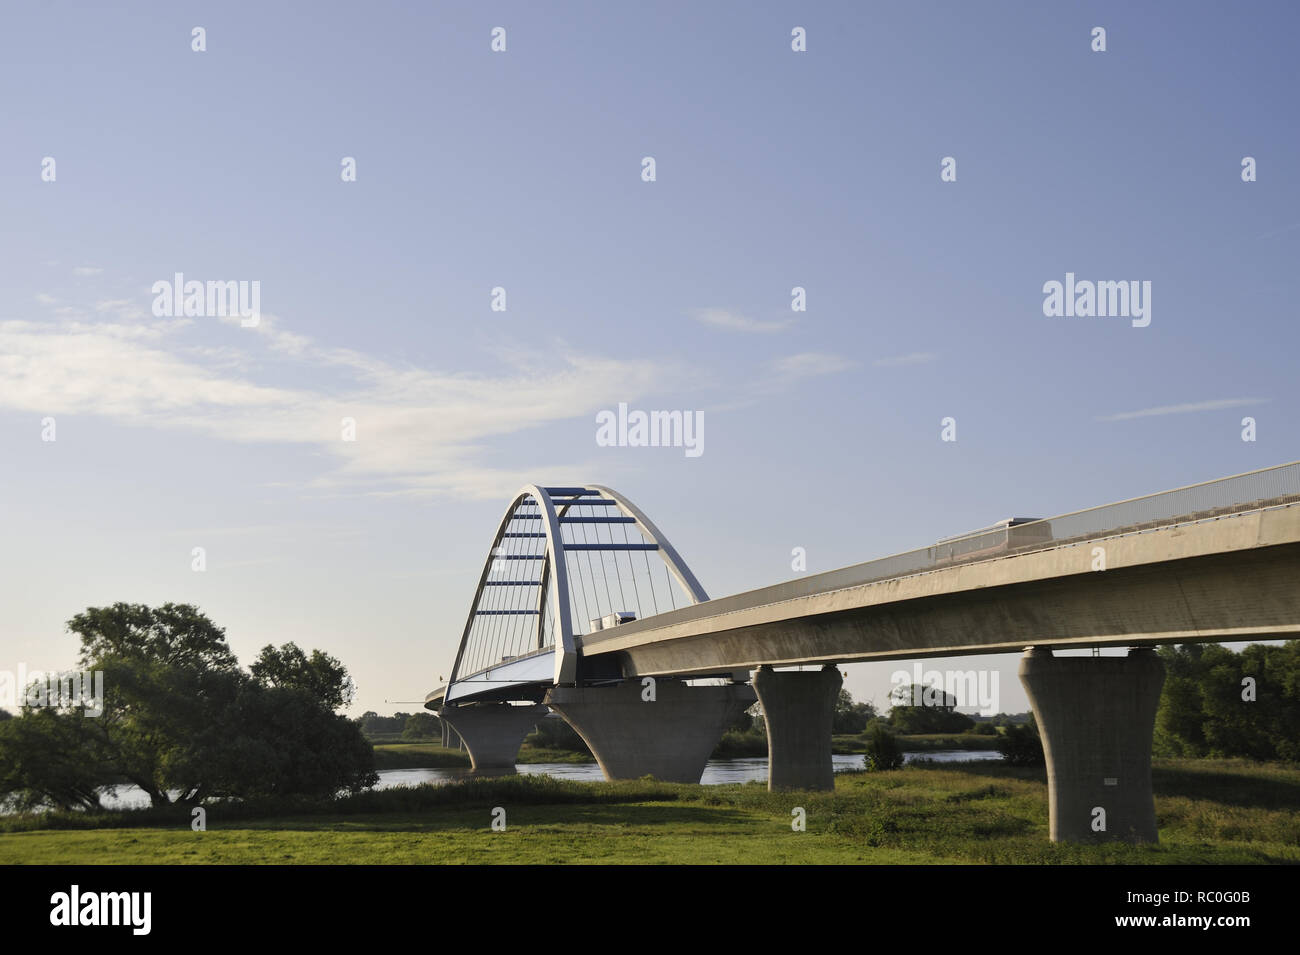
left=371, top=742, right=592, bottom=769
left=2, top=758, right=1296, bottom=865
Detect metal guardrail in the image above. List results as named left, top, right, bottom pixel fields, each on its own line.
left=595, top=460, right=1300, bottom=640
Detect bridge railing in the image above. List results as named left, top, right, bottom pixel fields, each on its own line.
left=598, top=460, right=1300, bottom=637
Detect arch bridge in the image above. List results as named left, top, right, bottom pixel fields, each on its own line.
left=426, top=463, right=1300, bottom=844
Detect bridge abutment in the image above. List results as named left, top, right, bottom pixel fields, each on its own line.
left=752, top=664, right=842, bottom=791
left=545, top=680, right=756, bottom=783
left=437, top=703, right=548, bottom=772
left=1019, top=646, right=1165, bottom=844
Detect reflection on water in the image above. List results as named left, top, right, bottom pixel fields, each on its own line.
left=90, top=750, right=1002, bottom=809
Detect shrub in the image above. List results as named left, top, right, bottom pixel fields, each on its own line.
left=996, top=723, right=1045, bottom=767
left=863, top=725, right=905, bottom=772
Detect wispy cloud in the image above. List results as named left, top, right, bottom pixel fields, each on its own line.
left=873, top=352, right=937, bottom=367
left=1254, top=220, right=1300, bottom=241
left=0, top=302, right=679, bottom=500
left=770, top=351, right=856, bottom=381
left=690, top=307, right=792, bottom=334
left=73, top=266, right=104, bottom=276
left=1095, top=397, right=1270, bottom=422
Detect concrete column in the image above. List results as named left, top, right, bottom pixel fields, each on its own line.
left=437, top=703, right=548, bottom=772
left=545, top=680, right=756, bottom=783
left=1019, top=647, right=1165, bottom=844
left=752, top=664, right=842, bottom=792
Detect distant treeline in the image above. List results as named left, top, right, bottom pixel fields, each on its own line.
left=1155, top=642, right=1300, bottom=761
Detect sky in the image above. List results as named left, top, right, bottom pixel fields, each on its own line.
left=2, top=1, right=1297, bottom=718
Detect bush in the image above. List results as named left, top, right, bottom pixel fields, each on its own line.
left=712, top=729, right=767, bottom=759
left=863, top=725, right=905, bottom=772
left=971, top=722, right=998, bottom=736
left=525, top=716, right=590, bottom=754
left=996, top=723, right=1045, bottom=767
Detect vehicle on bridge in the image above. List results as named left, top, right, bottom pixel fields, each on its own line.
left=933, top=517, right=1053, bottom=565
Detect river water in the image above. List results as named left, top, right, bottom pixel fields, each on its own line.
left=91, top=750, right=1001, bottom=810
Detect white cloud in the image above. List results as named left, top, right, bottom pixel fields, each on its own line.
left=769, top=352, right=856, bottom=380
left=0, top=311, right=676, bottom=500
left=1095, top=397, right=1269, bottom=422
left=73, top=266, right=104, bottom=276
left=691, top=307, right=792, bottom=334
left=873, top=352, right=936, bottom=367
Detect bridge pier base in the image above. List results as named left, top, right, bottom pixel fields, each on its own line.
left=437, top=703, right=548, bottom=772
left=752, top=664, right=842, bottom=791
left=545, top=680, right=756, bottom=783
left=1019, top=647, right=1165, bottom=844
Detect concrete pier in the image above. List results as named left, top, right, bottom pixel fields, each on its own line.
left=437, top=703, right=548, bottom=772
left=752, top=665, right=842, bottom=791
left=1019, top=647, right=1166, bottom=844
left=545, top=680, right=756, bottom=783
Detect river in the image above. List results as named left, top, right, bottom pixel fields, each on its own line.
left=90, top=750, right=1001, bottom=810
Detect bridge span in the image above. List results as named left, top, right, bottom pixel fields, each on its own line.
left=426, top=461, right=1300, bottom=843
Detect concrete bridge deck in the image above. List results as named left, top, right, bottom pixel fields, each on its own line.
left=578, top=500, right=1300, bottom=675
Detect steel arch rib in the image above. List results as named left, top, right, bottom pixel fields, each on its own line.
left=588, top=484, right=709, bottom=603
left=447, top=485, right=577, bottom=692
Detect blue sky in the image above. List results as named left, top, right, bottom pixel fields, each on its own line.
left=2, top=1, right=1297, bottom=716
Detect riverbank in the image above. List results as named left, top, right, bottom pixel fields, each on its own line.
left=372, top=743, right=591, bottom=769
left=3, top=758, right=1296, bottom=864
left=372, top=731, right=1005, bottom=769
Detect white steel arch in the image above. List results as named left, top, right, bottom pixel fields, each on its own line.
left=445, top=484, right=707, bottom=700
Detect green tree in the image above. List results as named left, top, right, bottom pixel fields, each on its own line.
left=888, top=683, right=975, bottom=734
left=0, top=706, right=112, bottom=812
left=402, top=712, right=441, bottom=740
left=2, top=602, right=376, bottom=810
left=996, top=722, right=1044, bottom=767
left=832, top=689, right=877, bottom=734
left=1154, top=642, right=1300, bottom=761
left=205, top=682, right=376, bottom=798
left=250, top=642, right=355, bottom=711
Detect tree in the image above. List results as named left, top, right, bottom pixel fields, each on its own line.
left=205, top=682, right=376, bottom=798
left=996, top=722, right=1044, bottom=767
left=358, top=711, right=410, bottom=737
left=1, top=602, right=375, bottom=811
left=833, top=689, right=877, bottom=734
left=1154, top=641, right=1300, bottom=761
left=0, top=706, right=112, bottom=812
left=69, top=603, right=239, bottom=674
left=526, top=715, right=590, bottom=753
left=887, top=683, right=975, bottom=734
left=250, top=642, right=355, bottom=711
left=402, top=712, right=441, bottom=740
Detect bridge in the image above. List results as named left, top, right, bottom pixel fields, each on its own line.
left=426, top=461, right=1300, bottom=844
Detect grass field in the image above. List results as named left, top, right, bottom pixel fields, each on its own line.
left=2, top=758, right=1297, bottom=865
left=371, top=743, right=593, bottom=769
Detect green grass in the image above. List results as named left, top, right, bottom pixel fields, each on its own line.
left=370, top=743, right=594, bottom=769
left=372, top=743, right=470, bottom=769
left=2, top=758, right=1297, bottom=864
left=893, top=733, right=1005, bottom=752
left=515, top=746, right=595, bottom=764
